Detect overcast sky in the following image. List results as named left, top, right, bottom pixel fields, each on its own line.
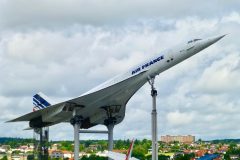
left=0, top=0, right=240, bottom=141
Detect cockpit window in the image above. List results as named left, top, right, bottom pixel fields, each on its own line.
left=187, top=39, right=202, bottom=44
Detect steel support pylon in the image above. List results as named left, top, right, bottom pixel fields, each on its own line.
left=148, top=77, right=158, bottom=160
left=74, top=122, right=80, bottom=160
left=107, top=124, right=114, bottom=151
left=105, top=120, right=115, bottom=160
left=70, top=109, right=82, bottom=160
left=103, top=106, right=116, bottom=158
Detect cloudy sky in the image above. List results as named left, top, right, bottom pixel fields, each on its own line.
left=0, top=0, right=240, bottom=141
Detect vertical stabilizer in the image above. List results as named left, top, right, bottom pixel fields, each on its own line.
left=32, top=92, right=52, bottom=159
left=125, top=139, right=135, bottom=160
left=107, top=138, right=138, bottom=160
left=33, top=92, right=53, bottom=111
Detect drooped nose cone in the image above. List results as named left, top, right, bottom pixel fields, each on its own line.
left=208, top=34, right=226, bottom=44
left=196, top=34, right=226, bottom=52
left=204, top=34, right=226, bottom=46
left=188, top=34, right=226, bottom=55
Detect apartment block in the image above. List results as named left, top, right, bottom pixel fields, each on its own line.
left=161, top=135, right=195, bottom=143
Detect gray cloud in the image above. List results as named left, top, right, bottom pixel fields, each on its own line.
left=0, top=0, right=240, bottom=30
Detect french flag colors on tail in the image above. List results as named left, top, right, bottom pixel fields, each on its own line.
left=33, top=92, right=53, bottom=111
left=126, top=139, right=135, bottom=160
left=107, top=139, right=139, bottom=160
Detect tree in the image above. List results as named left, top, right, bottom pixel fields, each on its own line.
left=81, top=155, right=107, bottom=160
left=79, top=144, right=85, bottom=151
left=0, top=156, right=7, bottom=160
left=12, top=150, right=21, bottom=155
left=132, top=145, right=146, bottom=159
left=158, top=155, right=170, bottom=160
left=115, top=140, right=126, bottom=149
left=223, top=153, right=231, bottom=160
left=229, top=143, right=237, bottom=150
left=59, top=141, right=73, bottom=151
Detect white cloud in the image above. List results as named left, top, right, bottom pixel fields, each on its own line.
left=222, top=12, right=240, bottom=24
left=195, top=53, right=240, bottom=94
left=166, top=111, right=194, bottom=126
left=0, top=0, right=240, bottom=30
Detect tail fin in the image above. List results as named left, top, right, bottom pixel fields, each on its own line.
left=107, top=139, right=138, bottom=160
left=125, top=139, right=135, bottom=160
left=33, top=92, right=53, bottom=111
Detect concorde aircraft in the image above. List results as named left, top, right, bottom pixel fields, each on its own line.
left=9, top=35, right=225, bottom=128
left=8, top=34, right=225, bottom=160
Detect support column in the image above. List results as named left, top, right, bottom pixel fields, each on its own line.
left=43, top=127, right=49, bottom=160
left=39, top=128, right=43, bottom=160
left=107, top=123, right=114, bottom=151
left=74, top=122, right=80, bottom=160
left=70, top=109, right=82, bottom=160
left=104, top=117, right=116, bottom=160
left=149, top=77, right=158, bottom=160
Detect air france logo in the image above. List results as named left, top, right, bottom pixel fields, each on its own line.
left=132, top=55, right=164, bottom=75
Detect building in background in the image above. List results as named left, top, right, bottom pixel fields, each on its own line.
left=161, top=135, right=195, bottom=143
left=49, top=150, right=64, bottom=159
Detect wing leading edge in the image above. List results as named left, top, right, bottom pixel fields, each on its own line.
left=7, top=71, right=149, bottom=129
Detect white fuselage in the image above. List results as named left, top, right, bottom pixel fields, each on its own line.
left=73, top=35, right=225, bottom=126
left=83, top=35, right=224, bottom=96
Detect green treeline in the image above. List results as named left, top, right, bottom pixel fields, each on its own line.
left=0, top=137, right=34, bottom=148
left=3, top=137, right=240, bottom=160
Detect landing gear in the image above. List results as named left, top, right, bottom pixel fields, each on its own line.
left=33, top=127, right=49, bottom=160
left=148, top=76, right=158, bottom=160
